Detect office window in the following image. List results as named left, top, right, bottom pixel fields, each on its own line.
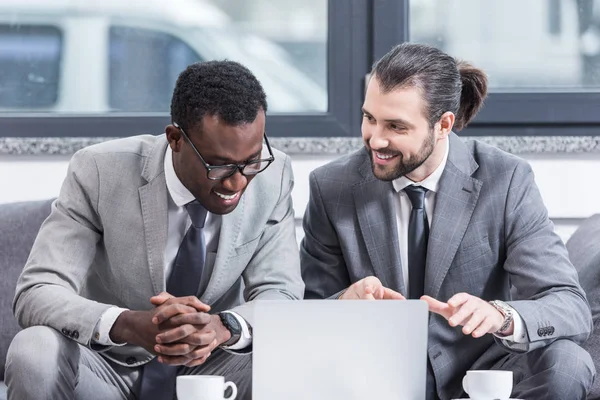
left=401, top=0, right=600, bottom=135
left=0, top=1, right=368, bottom=137
left=0, top=25, right=61, bottom=108
left=411, top=0, right=600, bottom=91
left=0, top=1, right=327, bottom=116
left=109, top=27, right=202, bottom=112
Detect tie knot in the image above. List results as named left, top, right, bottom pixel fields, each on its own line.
left=404, top=185, right=428, bottom=209
left=186, top=201, right=208, bottom=228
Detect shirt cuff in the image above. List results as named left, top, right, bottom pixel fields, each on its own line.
left=93, top=307, right=129, bottom=346
left=493, top=305, right=529, bottom=345
left=220, top=311, right=252, bottom=350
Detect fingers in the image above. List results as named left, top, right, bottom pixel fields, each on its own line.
left=157, top=339, right=218, bottom=366
left=152, top=304, right=198, bottom=325
left=156, top=324, right=196, bottom=344
left=361, top=292, right=376, bottom=300
left=342, top=276, right=405, bottom=300
left=448, top=301, right=476, bottom=328
left=382, top=287, right=405, bottom=300
left=359, top=277, right=383, bottom=300
left=183, top=331, right=217, bottom=346
left=150, top=295, right=211, bottom=314
left=372, top=285, right=385, bottom=299
left=187, top=340, right=218, bottom=360
left=420, top=295, right=452, bottom=319
left=155, top=331, right=217, bottom=354
left=431, top=293, right=499, bottom=338
left=162, top=312, right=212, bottom=328
left=150, top=292, right=173, bottom=306
left=447, top=292, right=470, bottom=308
left=472, top=318, right=495, bottom=338
left=461, top=309, right=485, bottom=335
left=154, top=342, right=196, bottom=356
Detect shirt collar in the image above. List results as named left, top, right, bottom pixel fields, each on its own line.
left=164, top=145, right=196, bottom=207
left=392, top=136, right=450, bottom=193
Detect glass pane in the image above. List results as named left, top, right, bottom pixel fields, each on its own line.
left=109, top=27, right=203, bottom=112
left=410, top=0, right=600, bottom=92
left=0, top=25, right=61, bottom=108
left=0, top=0, right=327, bottom=114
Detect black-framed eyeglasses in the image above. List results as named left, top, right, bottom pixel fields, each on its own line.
left=173, top=122, right=275, bottom=181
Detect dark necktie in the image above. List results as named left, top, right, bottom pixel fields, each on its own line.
left=138, top=201, right=207, bottom=400
left=404, top=185, right=429, bottom=299
left=168, top=201, right=208, bottom=297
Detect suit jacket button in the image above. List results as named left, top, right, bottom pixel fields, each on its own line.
left=537, top=328, right=544, bottom=336
left=549, top=327, right=555, bottom=335
left=126, top=357, right=137, bottom=365
left=61, top=328, right=69, bottom=335
left=73, top=330, right=80, bottom=339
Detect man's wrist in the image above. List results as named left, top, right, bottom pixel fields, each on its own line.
left=212, top=314, right=232, bottom=346
left=489, top=300, right=514, bottom=335
left=109, top=310, right=134, bottom=344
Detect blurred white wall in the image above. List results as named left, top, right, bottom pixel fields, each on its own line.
left=1, top=151, right=599, bottom=244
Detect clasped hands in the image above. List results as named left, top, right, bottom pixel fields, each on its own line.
left=340, top=276, right=513, bottom=337
left=110, top=292, right=230, bottom=367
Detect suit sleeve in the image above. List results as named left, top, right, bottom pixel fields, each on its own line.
left=300, top=170, right=351, bottom=299
left=499, top=161, right=592, bottom=352
left=230, top=155, right=304, bottom=326
left=13, top=149, right=114, bottom=348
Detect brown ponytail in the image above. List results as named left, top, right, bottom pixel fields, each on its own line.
left=373, top=44, right=488, bottom=131
left=454, top=61, right=488, bottom=131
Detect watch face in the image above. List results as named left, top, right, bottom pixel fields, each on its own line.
left=220, top=312, right=242, bottom=335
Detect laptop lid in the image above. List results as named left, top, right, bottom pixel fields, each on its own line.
left=253, top=300, right=428, bottom=400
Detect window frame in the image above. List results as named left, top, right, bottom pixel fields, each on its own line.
left=0, top=0, right=370, bottom=138
left=373, top=0, right=600, bottom=137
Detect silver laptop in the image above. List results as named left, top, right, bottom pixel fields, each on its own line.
left=253, top=300, right=428, bottom=400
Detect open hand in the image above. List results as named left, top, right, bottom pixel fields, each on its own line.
left=340, top=276, right=405, bottom=300
left=421, top=293, right=511, bottom=338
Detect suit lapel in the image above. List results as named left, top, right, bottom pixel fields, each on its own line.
left=425, top=134, right=482, bottom=298
left=139, top=138, right=169, bottom=295
left=200, top=194, right=245, bottom=304
left=354, top=152, right=406, bottom=295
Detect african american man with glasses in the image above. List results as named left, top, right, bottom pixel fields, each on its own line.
left=6, top=61, right=304, bottom=400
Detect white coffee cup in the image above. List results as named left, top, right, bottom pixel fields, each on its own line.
left=462, top=370, right=513, bottom=400
left=176, top=375, right=237, bottom=400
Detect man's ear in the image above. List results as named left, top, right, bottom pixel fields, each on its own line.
left=165, top=124, right=183, bottom=152
left=437, top=112, right=455, bottom=139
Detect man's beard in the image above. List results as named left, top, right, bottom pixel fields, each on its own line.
left=368, top=130, right=436, bottom=181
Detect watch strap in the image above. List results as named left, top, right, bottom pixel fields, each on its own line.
left=489, top=300, right=513, bottom=334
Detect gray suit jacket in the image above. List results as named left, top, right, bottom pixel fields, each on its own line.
left=14, top=135, right=304, bottom=367
left=301, top=133, right=591, bottom=399
left=567, top=214, right=600, bottom=399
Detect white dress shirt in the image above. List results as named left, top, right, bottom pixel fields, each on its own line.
left=391, top=137, right=527, bottom=345
left=92, top=146, right=251, bottom=350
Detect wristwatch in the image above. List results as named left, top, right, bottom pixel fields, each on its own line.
left=218, top=312, right=242, bottom=347
left=489, top=300, right=514, bottom=334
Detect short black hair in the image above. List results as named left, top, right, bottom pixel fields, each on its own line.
left=170, top=60, right=268, bottom=133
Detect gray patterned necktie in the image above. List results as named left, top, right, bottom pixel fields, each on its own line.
left=138, top=200, right=207, bottom=400
left=404, top=185, right=429, bottom=299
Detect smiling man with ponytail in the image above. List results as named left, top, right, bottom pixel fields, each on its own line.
left=301, top=43, right=594, bottom=399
